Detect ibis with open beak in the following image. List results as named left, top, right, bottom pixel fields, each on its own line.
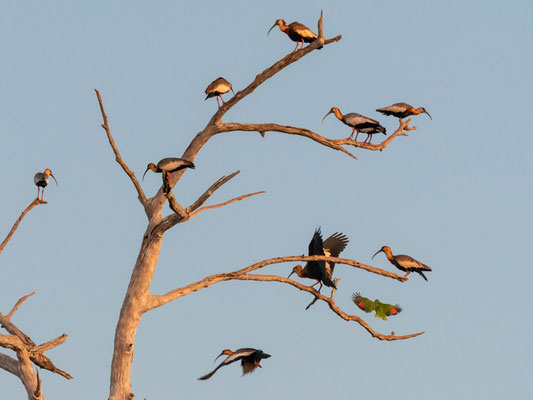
left=376, top=102, right=432, bottom=122
left=205, top=77, right=235, bottom=108
left=143, top=158, right=195, bottom=192
left=34, top=169, right=58, bottom=200
left=288, top=228, right=349, bottom=291
left=372, top=246, right=431, bottom=281
left=198, top=348, right=271, bottom=380
left=268, top=19, right=317, bottom=52
left=322, top=107, right=386, bottom=143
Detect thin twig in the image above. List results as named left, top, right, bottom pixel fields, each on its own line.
left=187, top=170, right=241, bottom=212
left=32, top=334, right=68, bottom=354
left=188, top=191, right=266, bottom=219
left=6, top=292, right=35, bottom=320
left=0, top=199, right=46, bottom=256
left=94, top=89, right=148, bottom=207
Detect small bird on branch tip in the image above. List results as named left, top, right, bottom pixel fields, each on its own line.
left=34, top=168, right=58, bottom=200
left=322, top=107, right=386, bottom=143
left=372, top=245, right=431, bottom=281
left=376, top=102, right=432, bottom=122
left=205, top=77, right=235, bottom=109
left=352, top=292, right=402, bottom=321
left=288, top=228, right=349, bottom=292
left=198, top=348, right=271, bottom=380
left=268, top=19, right=317, bottom=53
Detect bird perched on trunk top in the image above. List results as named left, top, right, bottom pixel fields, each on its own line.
left=372, top=246, right=431, bottom=281
left=352, top=293, right=402, bottom=321
left=288, top=228, right=349, bottom=291
left=268, top=19, right=317, bottom=52
left=34, top=168, right=58, bottom=200
left=322, top=107, right=386, bottom=143
left=376, top=102, right=432, bottom=122
left=142, top=158, right=195, bottom=193
left=205, top=77, right=235, bottom=108
left=198, top=348, right=271, bottom=380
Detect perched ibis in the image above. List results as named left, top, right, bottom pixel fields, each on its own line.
left=198, top=348, right=271, bottom=380
left=268, top=19, right=317, bottom=52
left=34, top=169, right=58, bottom=200
left=205, top=77, right=235, bottom=108
left=288, top=228, right=349, bottom=291
left=376, top=102, right=432, bottom=122
left=322, top=107, right=386, bottom=143
left=372, top=246, right=431, bottom=281
left=352, top=293, right=402, bottom=321
left=143, top=158, right=195, bottom=192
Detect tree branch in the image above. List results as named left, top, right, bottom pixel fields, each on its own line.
left=94, top=89, right=148, bottom=208
left=0, top=199, right=46, bottom=256
left=7, top=292, right=35, bottom=320
left=332, top=118, right=417, bottom=151
left=218, top=122, right=358, bottom=160
left=148, top=254, right=406, bottom=310
left=187, top=170, right=241, bottom=213
left=0, top=351, right=19, bottom=376
left=32, top=334, right=67, bottom=354
left=188, top=191, right=266, bottom=219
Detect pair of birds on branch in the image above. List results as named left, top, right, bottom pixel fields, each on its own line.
left=202, top=18, right=318, bottom=109
left=289, top=229, right=431, bottom=291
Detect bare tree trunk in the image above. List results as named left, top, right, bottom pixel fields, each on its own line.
left=109, top=235, right=163, bottom=400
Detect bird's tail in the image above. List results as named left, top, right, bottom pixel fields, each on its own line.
left=322, top=277, right=336, bottom=289
left=417, top=270, right=428, bottom=281
left=378, top=125, right=387, bottom=135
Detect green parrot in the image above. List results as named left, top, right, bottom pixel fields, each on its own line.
left=352, top=293, right=402, bottom=321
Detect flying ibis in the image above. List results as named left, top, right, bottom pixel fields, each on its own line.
left=143, top=158, right=195, bottom=192
left=322, top=107, right=386, bottom=143
left=198, top=348, right=271, bottom=380
left=268, top=19, right=317, bottom=52
left=372, top=246, right=431, bottom=281
left=34, top=169, right=58, bottom=200
left=376, top=102, right=432, bottom=122
left=205, top=77, right=235, bottom=108
left=352, top=293, right=402, bottom=321
left=288, top=228, right=349, bottom=291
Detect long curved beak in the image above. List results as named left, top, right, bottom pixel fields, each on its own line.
left=142, top=167, right=150, bottom=181
left=287, top=271, right=295, bottom=279
left=267, top=23, right=277, bottom=36
left=49, top=173, right=58, bottom=186
left=424, top=110, right=432, bottom=120
left=231, top=87, right=235, bottom=95
left=322, top=110, right=333, bottom=124
left=371, top=249, right=382, bottom=260
left=214, top=351, right=226, bottom=363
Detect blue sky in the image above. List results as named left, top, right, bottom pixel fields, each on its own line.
left=1, top=1, right=532, bottom=399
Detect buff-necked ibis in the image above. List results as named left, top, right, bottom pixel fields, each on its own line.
left=372, top=246, right=431, bottom=281
left=288, top=228, right=349, bottom=291
left=322, top=107, right=386, bottom=143
left=198, top=348, right=271, bottom=380
left=352, top=293, right=402, bottom=321
left=376, top=102, right=432, bottom=122
left=143, top=158, right=195, bottom=193
left=34, top=169, right=58, bottom=200
left=205, top=77, right=235, bottom=108
left=268, top=19, right=317, bottom=52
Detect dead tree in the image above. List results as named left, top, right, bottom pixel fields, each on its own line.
left=0, top=199, right=72, bottom=399
left=96, top=13, right=424, bottom=400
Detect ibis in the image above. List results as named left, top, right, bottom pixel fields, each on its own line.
left=143, top=158, right=195, bottom=192
left=268, top=19, right=317, bottom=52
left=376, top=102, right=432, bottom=122
left=372, top=246, right=431, bottom=281
left=322, top=107, right=386, bottom=143
left=205, top=77, right=235, bottom=108
left=34, top=169, right=58, bottom=200
left=198, top=348, right=271, bottom=380
left=288, top=228, right=349, bottom=291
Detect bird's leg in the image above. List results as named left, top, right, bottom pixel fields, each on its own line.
left=367, top=134, right=372, bottom=144
left=300, top=39, right=304, bottom=49
left=219, top=95, right=225, bottom=104
left=216, top=96, right=221, bottom=108
left=348, top=127, right=355, bottom=141
left=292, top=42, right=299, bottom=53
left=403, top=271, right=411, bottom=278
left=355, top=130, right=360, bottom=142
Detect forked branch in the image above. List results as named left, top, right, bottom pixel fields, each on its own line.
left=0, top=199, right=46, bottom=256
left=95, top=89, right=148, bottom=208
